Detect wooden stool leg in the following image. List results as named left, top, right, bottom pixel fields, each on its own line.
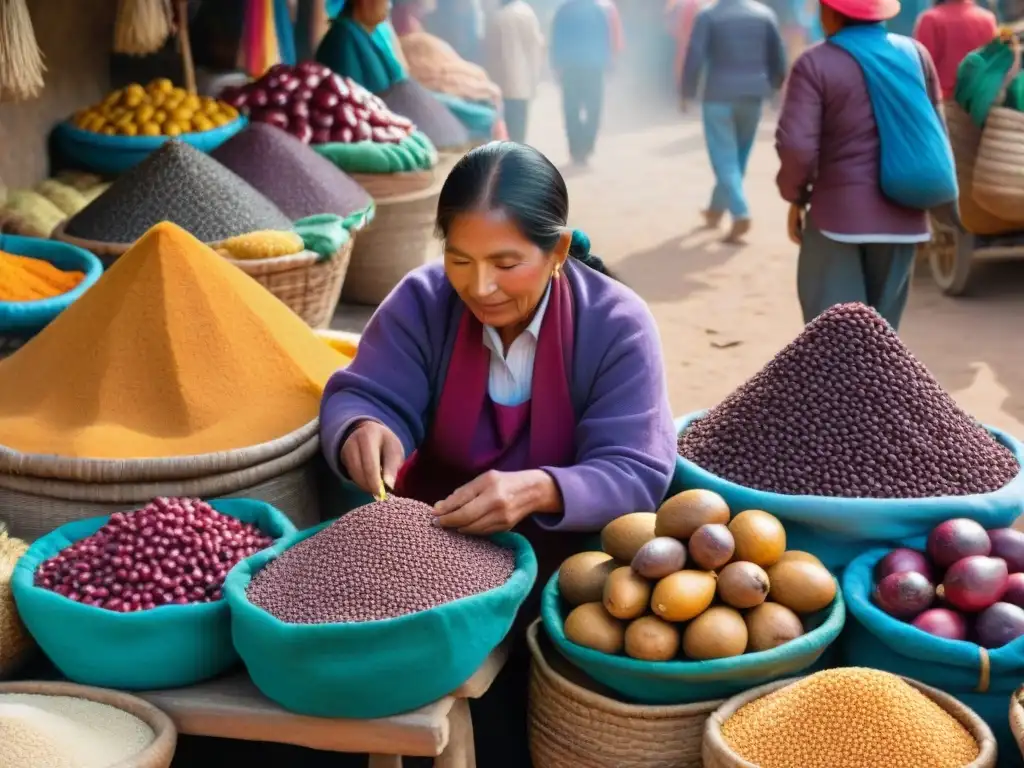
left=434, top=698, right=476, bottom=768
left=368, top=755, right=403, bottom=768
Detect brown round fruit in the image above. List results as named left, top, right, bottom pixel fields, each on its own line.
left=631, top=536, right=687, bottom=580
left=558, top=551, right=617, bottom=606
left=688, top=524, right=735, bottom=570
left=682, top=606, right=748, bottom=660
left=624, top=615, right=681, bottom=661
left=728, top=509, right=787, bottom=568
left=655, top=489, right=730, bottom=540
left=777, top=550, right=825, bottom=568
left=601, top=512, right=657, bottom=562
left=717, top=561, right=770, bottom=609
left=650, top=570, right=717, bottom=622
left=564, top=602, right=626, bottom=654
left=767, top=560, right=837, bottom=614
left=603, top=566, right=652, bottom=620
left=745, top=602, right=805, bottom=652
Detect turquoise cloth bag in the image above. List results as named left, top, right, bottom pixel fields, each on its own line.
left=225, top=522, right=538, bottom=718
left=671, top=412, right=1024, bottom=570
left=829, top=24, right=957, bottom=209
left=316, top=17, right=408, bottom=95
left=432, top=91, right=497, bottom=140
left=541, top=572, right=846, bottom=704
left=11, top=499, right=296, bottom=690
left=843, top=549, right=1024, bottom=767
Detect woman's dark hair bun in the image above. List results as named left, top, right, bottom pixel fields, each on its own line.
left=436, top=142, right=619, bottom=281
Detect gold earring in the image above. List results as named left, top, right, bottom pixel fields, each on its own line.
left=553, top=262, right=562, bottom=279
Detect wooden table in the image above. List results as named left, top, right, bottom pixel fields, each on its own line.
left=139, top=646, right=507, bottom=768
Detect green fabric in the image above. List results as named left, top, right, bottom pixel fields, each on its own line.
left=955, top=39, right=1024, bottom=127
left=313, top=130, right=438, bottom=174
left=315, top=17, right=408, bottom=94
left=10, top=499, right=297, bottom=690
left=343, top=200, right=375, bottom=232
left=293, top=214, right=350, bottom=261
left=541, top=570, right=846, bottom=704
left=224, top=522, right=538, bottom=718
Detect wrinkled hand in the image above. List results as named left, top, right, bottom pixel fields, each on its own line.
left=787, top=203, right=805, bottom=246
left=340, top=421, right=405, bottom=495
left=434, top=469, right=559, bottom=536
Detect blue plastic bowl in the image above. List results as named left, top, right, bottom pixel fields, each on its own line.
left=541, top=571, right=846, bottom=705
left=54, top=116, right=248, bottom=175
left=0, top=234, right=103, bottom=337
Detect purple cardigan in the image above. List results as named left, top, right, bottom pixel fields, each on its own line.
left=320, top=261, right=677, bottom=532
left=776, top=40, right=942, bottom=237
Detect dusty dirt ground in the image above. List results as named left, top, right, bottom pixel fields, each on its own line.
left=335, top=75, right=1024, bottom=436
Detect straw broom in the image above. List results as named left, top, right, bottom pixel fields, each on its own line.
left=113, top=0, right=173, bottom=56
left=0, top=0, right=45, bottom=102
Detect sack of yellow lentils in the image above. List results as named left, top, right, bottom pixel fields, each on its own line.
left=843, top=549, right=1024, bottom=765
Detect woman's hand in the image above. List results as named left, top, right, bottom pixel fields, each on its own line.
left=787, top=203, right=805, bottom=245
left=434, top=469, right=562, bottom=535
left=339, top=421, right=405, bottom=495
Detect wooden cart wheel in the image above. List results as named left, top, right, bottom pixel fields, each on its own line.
left=928, top=218, right=975, bottom=296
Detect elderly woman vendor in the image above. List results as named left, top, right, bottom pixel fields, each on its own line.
left=320, top=141, right=676, bottom=765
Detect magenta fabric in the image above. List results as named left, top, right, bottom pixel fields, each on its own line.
left=397, top=274, right=577, bottom=504
left=823, top=0, right=900, bottom=20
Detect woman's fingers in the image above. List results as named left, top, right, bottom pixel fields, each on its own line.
left=434, top=473, right=486, bottom=516
left=435, top=487, right=492, bottom=529
left=341, top=423, right=383, bottom=494
left=380, top=430, right=405, bottom=490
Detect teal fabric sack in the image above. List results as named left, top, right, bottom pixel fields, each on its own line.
left=431, top=91, right=498, bottom=140
left=843, top=549, right=1024, bottom=767
left=671, top=412, right=1024, bottom=570
left=315, top=17, right=408, bottom=95
left=225, top=522, right=538, bottom=718
left=11, top=499, right=296, bottom=690
left=541, top=572, right=846, bottom=704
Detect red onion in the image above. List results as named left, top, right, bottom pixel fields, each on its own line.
left=34, top=497, right=273, bottom=613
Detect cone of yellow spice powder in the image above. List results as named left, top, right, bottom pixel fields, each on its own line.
left=710, top=668, right=991, bottom=768
left=0, top=250, right=85, bottom=301
left=0, top=222, right=349, bottom=460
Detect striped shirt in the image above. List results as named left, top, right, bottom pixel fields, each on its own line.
left=481, top=282, right=552, bottom=406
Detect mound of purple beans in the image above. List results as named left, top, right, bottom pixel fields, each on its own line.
left=34, top=497, right=273, bottom=613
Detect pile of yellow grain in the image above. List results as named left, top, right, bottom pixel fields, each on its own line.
left=721, top=668, right=980, bottom=768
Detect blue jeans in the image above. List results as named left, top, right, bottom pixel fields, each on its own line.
left=702, top=99, right=763, bottom=219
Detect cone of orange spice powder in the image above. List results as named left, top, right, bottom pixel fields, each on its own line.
left=0, top=222, right=349, bottom=460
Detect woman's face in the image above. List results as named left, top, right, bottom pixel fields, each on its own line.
left=444, top=210, right=569, bottom=333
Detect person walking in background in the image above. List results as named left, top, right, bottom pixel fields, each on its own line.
left=914, top=0, right=997, bottom=99
left=550, top=0, right=614, bottom=165
left=487, top=0, right=545, bottom=143
left=598, top=0, right=626, bottom=57
left=682, top=0, right=787, bottom=242
left=667, top=0, right=709, bottom=89
left=777, top=0, right=950, bottom=330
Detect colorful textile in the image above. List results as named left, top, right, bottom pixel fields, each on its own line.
left=829, top=24, right=957, bottom=209
left=316, top=16, right=409, bottom=94
left=914, top=1, right=998, bottom=99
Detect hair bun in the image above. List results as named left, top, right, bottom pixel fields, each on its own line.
left=570, top=229, right=592, bottom=257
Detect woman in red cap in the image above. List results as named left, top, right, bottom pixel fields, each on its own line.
left=775, top=0, right=953, bottom=331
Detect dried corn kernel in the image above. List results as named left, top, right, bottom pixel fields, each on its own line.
left=721, top=668, right=979, bottom=768
left=215, top=230, right=305, bottom=261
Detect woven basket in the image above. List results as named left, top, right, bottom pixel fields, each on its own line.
left=0, top=527, right=34, bottom=680
left=946, top=100, right=1021, bottom=236
left=342, top=177, right=443, bottom=306
left=0, top=423, right=325, bottom=541
left=527, top=620, right=720, bottom=768
left=0, top=680, right=177, bottom=768
left=702, top=675, right=998, bottom=768
left=974, top=33, right=1024, bottom=224
left=222, top=241, right=353, bottom=329
left=1012, top=687, right=1024, bottom=762
left=350, top=169, right=437, bottom=199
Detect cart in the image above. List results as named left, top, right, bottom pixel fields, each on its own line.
left=922, top=210, right=1024, bottom=296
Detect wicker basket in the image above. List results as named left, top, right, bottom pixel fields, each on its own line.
left=350, top=169, right=437, bottom=200
left=0, top=680, right=177, bottom=768
left=1012, top=687, right=1024, bottom=763
left=342, top=177, right=443, bottom=306
left=222, top=241, right=353, bottom=329
left=0, top=527, right=34, bottom=680
left=974, top=33, right=1024, bottom=224
left=527, top=620, right=720, bottom=768
left=0, top=422, right=325, bottom=541
left=946, top=100, right=1021, bottom=236
left=702, top=675, right=998, bottom=768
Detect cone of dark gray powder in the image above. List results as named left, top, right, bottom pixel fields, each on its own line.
left=380, top=79, right=470, bottom=150
left=211, top=123, right=373, bottom=221
left=64, top=140, right=293, bottom=244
